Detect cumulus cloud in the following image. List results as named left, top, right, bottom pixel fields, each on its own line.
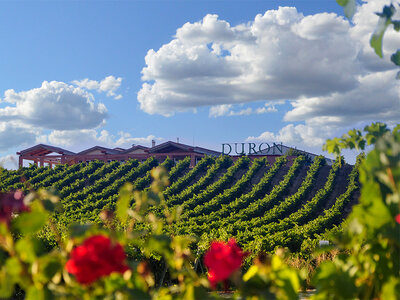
left=0, top=155, right=19, bottom=170
left=114, top=132, right=163, bottom=146
left=48, top=129, right=113, bottom=147
left=209, top=101, right=281, bottom=117
left=0, top=123, right=38, bottom=151
left=246, top=123, right=329, bottom=148
left=138, top=7, right=360, bottom=115
left=0, top=81, right=107, bottom=130
left=0, top=80, right=110, bottom=153
left=72, top=76, right=123, bottom=100
left=138, top=0, right=400, bottom=152
left=285, top=71, right=400, bottom=125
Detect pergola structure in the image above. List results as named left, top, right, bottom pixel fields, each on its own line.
left=17, top=144, right=76, bottom=168
left=17, top=141, right=221, bottom=168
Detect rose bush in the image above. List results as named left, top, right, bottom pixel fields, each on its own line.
left=65, top=235, right=129, bottom=284
left=0, top=190, right=28, bottom=226
left=203, top=238, right=246, bottom=288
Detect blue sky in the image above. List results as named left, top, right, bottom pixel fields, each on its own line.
left=0, top=0, right=399, bottom=168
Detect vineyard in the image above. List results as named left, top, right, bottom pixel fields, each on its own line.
left=0, top=153, right=361, bottom=253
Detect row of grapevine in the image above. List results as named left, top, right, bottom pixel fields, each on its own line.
left=63, top=160, right=127, bottom=202
left=242, top=155, right=325, bottom=228
left=166, top=156, right=191, bottom=184
left=184, top=157, right=267, bottom=218
left=63, top=158, right=157, bottom=215
left=180, top=156, right=250, bottom=216
left=62, top=157, right=174, bottom=222
left=173, top=156, right=287, bottom=235
left=59, top=161, right=124, bottom=198
left=163, top=156, right=215, bottom=198
left=227, top=155, right=306, bottom=224
left=250, top=156, right=344, bottom=239
left=257, top=154, right=362, bottom=252
left=166, top=155, right=232, bottom=207
left=0, top=152, right=361, bottom=254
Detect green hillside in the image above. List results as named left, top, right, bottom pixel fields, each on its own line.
left=0, top=153, right=361, bottom=252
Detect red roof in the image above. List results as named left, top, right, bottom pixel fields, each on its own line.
left=17, top=144, right=75, bottom=156
left=121, top=145, right=150, bottom=154
left=76, top=146, right=121, bottom=155
left=149, top=141, right=220, bottom=155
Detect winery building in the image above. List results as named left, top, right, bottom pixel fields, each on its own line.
left=16, top=141, right=221, bottom=169
left=17, top=141, right=332, bottom=168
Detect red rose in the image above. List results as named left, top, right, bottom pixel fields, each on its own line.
left=396, top=214, right=400, bottom=224
left=66, top=235, right=129, bottom=284
left=204, top=238, right=246, bottom=288
left=0, top=190, right=29, bottom=226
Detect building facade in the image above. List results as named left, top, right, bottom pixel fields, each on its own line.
left=17, top=141, right=332, bottom=169
left=16, top=141, right=221, bottom=168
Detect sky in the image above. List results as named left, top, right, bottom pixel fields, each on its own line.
left=0, top=0, right=399, bottom=169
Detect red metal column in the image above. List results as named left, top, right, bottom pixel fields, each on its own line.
left=190, top=154, right=195, bottom=168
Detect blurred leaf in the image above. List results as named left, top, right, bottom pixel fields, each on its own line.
left=127, top=289, right=152, bottom=300
left=0, top=222, right=8, bottom=236
left=323, top=137, right=344, bottom=156
left=26, top=286, right=53, bottom=300
left=184, top=284, right=210, bottom=300
left=342, top=129, right=366, bottom=150
left=104, top=273, right=126, bottom=294
left=364, top=122, right=389, bottom=145
left=336, top=0, right=349, bottom=6
left=243, top=265, right=259, bottom=282
left=13, top=211, right=48, bottom=235
left=381, top=276, right=400, bottom=300
left=144, top=235, right=172, bottom=259
left=312, top=261, right=357, bottom=299
left=392, top=20, right=400, bottom=31
left=5, top=257, right=22, bottom=278
left=41, top=199, right=62, bottom=213
left=390, top=50, right=400, bottom=66
left=0, top=270, right=14, bottom=298
left=371, top=5, right=395, bottom=58
left=69, top=223, right=93, bottom=238
left=15, top=238, right=44, bottom=263
left=336, top=0, right=356, bottom=18
left=35, top=256, right=62, bottom=283
left=116, top=183, right=133, bottom=224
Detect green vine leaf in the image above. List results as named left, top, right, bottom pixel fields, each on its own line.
left=390, top=50, right=400, bottom=66
left=364, top=122, right=389, bottom=145
left=370, top=5, right=396, bottom=58
left=392, top=20, right=400, bottom=31
left=336, top=0, right=356, bottom=19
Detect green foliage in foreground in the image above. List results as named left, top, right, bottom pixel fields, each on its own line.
left=315, top=123, right=400, bottom=299
left=0, top=123, right=399, bottom=299
left=0, top=124, right=400, bottom=299
left=337, top=0, right=400, bottom=77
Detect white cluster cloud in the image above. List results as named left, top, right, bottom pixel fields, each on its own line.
left=0, top=80, right=109, bottom=152
left=138, top=8, right=359, bottom=116
left=139, top=0, right=400, bottom=149
left=1, top=81, right=107, bottom=130
left=73, top=76, right=123, bottom=100
left=209, top=101, right=282, bottom=117
left=0, top=154, right=19, bottom=170
left=246, top=123, right=330, bottom=148
left=114, top=132, right=163, bottom=146
left=0, top=123, right=38, bottom=151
